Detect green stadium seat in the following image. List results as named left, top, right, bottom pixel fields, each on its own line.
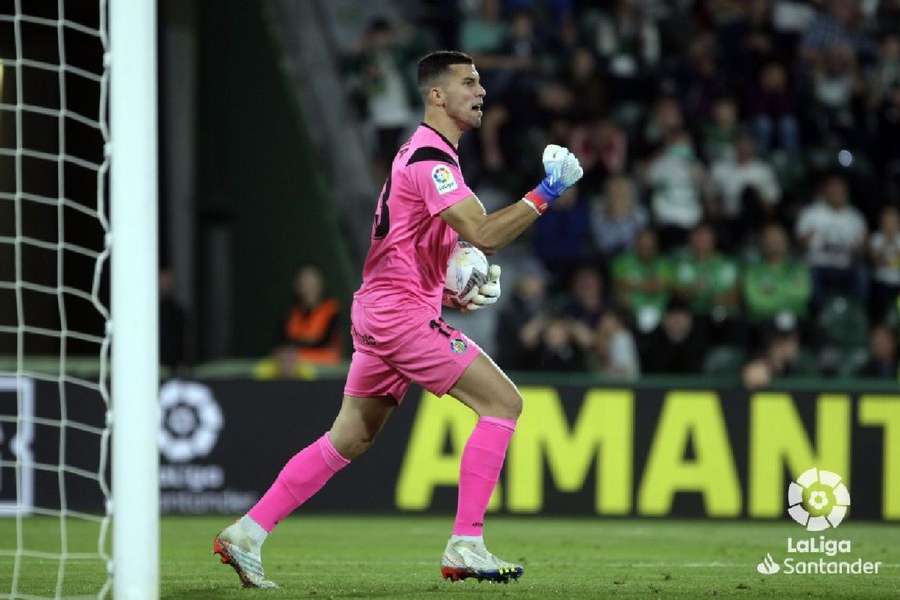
left=817, top=296, right=869, bottom=348
left=836, top=347, right=870, bottom=378
left=703, top=345, right=747, bottom=376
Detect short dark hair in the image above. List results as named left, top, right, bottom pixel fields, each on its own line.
left=417, top=51, right=473, bottom=90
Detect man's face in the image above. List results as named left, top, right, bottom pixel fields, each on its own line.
left=637, top=231, right=657, bottom=260
left=823, top=177, right=847, bottom=208
left=882, top=207, right=899, bottom=233
left=690, top=226, right=715, bottom=256
left=435, top=64, right=486, bottom=130
left=607, top=177, right=633, bottom=215
left=663, top=309, right=692, bottom=342
left=295, top=268, right=323, bottom=304
left=762, top=226, right=787, bottom=260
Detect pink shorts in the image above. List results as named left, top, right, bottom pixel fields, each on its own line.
left=344, top=300, right=480, bottom=404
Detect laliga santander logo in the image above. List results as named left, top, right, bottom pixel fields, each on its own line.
left=432, top=165, right=452, bottom=184
left=158, top=380, right=223, bottom=463
left=787, top=467, right=851, bottom=531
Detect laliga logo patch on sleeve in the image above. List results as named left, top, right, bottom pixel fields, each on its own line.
left=431, top=164, right=458, bottom=195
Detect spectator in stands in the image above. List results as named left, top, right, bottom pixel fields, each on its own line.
left=591, top=309, right=640, bottom=379
left=568, top=119, right=628, bottom=191
left=495, top=260, right=548, bottom=370
left=743, top=223, right=811, bottom=324
left=589, top=174, right=647, bottom=260
left=566, top=46, right=610, bottom=121
left=532, top=188, right=593, bottom=282
left=747, top=61, right=800, bottom=152
left=556, top=266, right=606, bottom=365
left=672, top=223, right=740, bottom=344
left=860, top=324, right=898, bottom=378
left=809, top=43, right=866, bottom=145
left=873, top=83, right=900, bottom=198
left=870, top=205, right=900, bottom=322
left=709, top=131, right=782, bottom=247
left=801, top=0, right=873, bottom=65
left=701, top=96, right=740, bottom=162
left=644, top=97, right=707, bottom=249
left=274, top=265, right=341, bottom=372
left=459, top=1, right=540, bottom=101
left=561, top=266, right=605, bottom=329
left=533, top=315, right=587, bottom=372
left=742, top=322, right=809, bottom=388
left=493, top=9, right=543, bottom=88
left=459, top=0, right=507, bottom=57
left=796, top=173, right=868, bottom=307
left=583, top=0, right=661, bottom=105
left=678, top=31, right=730, bottom=122
left=877, top=0, right=900, bottom=37
left=717, top=0, right=781, bottom=90
left=866, top=33, right=900, bottom=111
left=711, top=132, right=781, bottom=219
left=612, top=228, right=673, bottom=333
left=352, top=18, right=418, bottom=180
left=641, top=297, right=706, bottom=374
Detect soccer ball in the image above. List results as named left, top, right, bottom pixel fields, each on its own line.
left=444, top=241, right=489, bottom=307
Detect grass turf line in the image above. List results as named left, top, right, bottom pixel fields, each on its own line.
left=0, top=516, right=898, bottom=598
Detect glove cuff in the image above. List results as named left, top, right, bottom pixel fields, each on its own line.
left=524, top=184, right=555, bottom=215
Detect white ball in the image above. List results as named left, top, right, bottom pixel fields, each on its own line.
left=444, top=241, right=489, bottom=307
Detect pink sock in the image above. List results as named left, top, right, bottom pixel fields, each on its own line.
left=453, top=416, right=516, bottom=536
left=248, top=432, right=350, bottom=532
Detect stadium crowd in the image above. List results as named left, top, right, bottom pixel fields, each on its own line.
left=342, top=0, right=900, bottom=382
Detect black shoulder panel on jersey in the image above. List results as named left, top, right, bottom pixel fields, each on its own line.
left=406, top=146, right=458, bottom=168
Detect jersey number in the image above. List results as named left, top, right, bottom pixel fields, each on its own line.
left=373, top=173, right=391, bottom=239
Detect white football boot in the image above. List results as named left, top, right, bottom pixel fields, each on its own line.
left=213, top=522, right=278, bottom=589
left=440, top=538, right=524, bottom=583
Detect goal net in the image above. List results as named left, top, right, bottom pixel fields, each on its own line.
left=0, top=1, right=158, bottom=597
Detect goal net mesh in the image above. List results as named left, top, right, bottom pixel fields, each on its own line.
left=0, top=0, right=112, bottom=597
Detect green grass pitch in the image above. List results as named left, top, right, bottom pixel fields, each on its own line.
left=1, top=516, right=899, bottom=598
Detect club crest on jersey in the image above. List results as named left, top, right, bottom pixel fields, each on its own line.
left=432, top=165, right=458, bottom=195
left=450, top=337, right=468, bottom=354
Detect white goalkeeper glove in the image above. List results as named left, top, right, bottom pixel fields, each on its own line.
left=523, top=145, right=584, bottom=214
left=543, top=144, right=584, bottom=190
left=465, top=265, right=501, bottom=311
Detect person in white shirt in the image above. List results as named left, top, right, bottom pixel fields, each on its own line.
left=869, top=205, right=900, bottom=322
left=646, top=134, right=707, bottom=250
left=644, top=98, right=707, bottom=250
left=710, top=132, right=782, bottom=249
left=710, top=132, right=781, bottom=232
left=795, top=173, right=868, bottom=308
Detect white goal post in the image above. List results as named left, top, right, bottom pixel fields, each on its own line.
left=1, top=0, right=159, bottom=597
left=110, top=0, right=159, bottom=599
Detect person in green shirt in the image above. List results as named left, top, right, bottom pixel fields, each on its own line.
left=612, top=229, right=673, bottom=332
left=743, top=223, right=811, bottom=323
left=673, top=223, right=740, bottom=317
left=672, top=223, right=741, bottom=344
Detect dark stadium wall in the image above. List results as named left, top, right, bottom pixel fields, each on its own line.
left=193, top=0, right=354, bottom=359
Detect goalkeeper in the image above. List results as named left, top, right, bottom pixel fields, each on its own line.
left=214, top=50, right=583, bottom=588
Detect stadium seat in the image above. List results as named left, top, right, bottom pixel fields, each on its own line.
left=703, top=345, right=746, bottom=376
left=817, top=296, right=869, bottom=348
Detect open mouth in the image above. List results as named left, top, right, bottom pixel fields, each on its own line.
left=471, top=103, right=483, bottom=114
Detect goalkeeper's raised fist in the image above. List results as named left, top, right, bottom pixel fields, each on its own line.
left=523, top=145, right=584, bottom=215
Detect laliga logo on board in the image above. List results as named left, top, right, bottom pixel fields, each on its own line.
left=787, top=467, right=850, bottom=531
left=158, top=380, right=223, bottom=462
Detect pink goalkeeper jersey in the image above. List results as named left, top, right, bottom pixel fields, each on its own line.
left=354, top=123, right=474, bottom=315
